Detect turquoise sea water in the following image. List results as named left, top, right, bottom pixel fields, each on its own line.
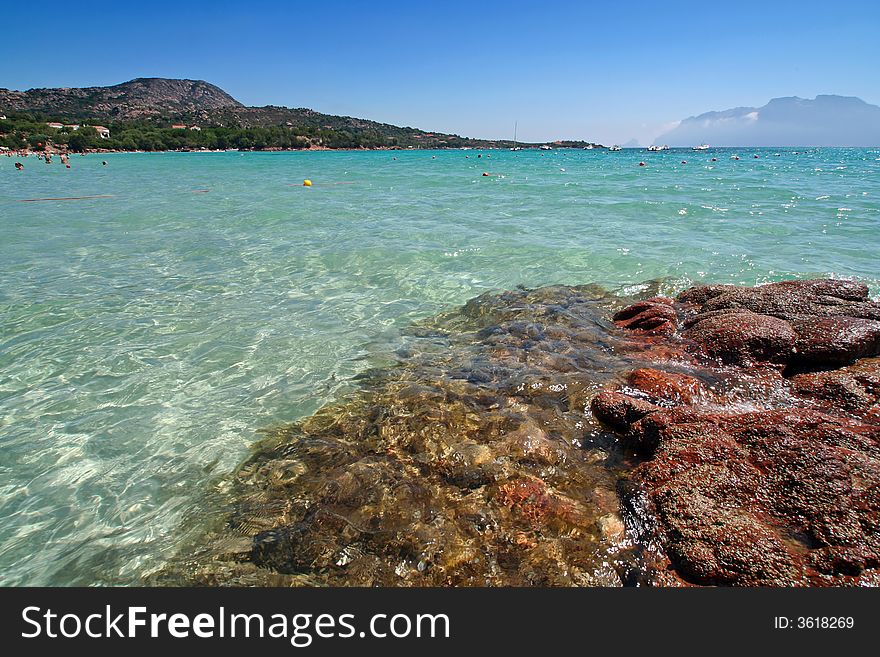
left=1, top=147, right=879, bottom=585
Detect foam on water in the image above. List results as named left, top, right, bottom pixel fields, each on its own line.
left=1, top=147, right=879, bottom=584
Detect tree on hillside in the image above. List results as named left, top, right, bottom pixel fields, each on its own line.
left=67, top=130, right=95, bottom=152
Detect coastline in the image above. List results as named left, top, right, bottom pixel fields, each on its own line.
left=4, top=144, right=606, bottom=157
left=3, top=145, right=878, bottom=586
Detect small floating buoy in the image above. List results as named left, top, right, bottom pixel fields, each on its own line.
left=681, top=160, right=687, bottom=164
left=754, top=154, right=760, bottom=158
left=66, top=164, right=71, bottom=169
left=711, top=157, right=717, bottom=162
left=482, top=172, right=490, bottom=176
left=303, top=179, right=312, bottom=186
left=639, top=162, right=646, bottom=166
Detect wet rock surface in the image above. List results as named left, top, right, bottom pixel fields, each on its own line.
left=157, top=278, right=880, bottom=587
left=601, top=279, right=880, bottom=586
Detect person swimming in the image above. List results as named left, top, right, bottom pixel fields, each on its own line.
left=15, top=162, right=23, bottom=170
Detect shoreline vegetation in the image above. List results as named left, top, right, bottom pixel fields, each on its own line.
left=156, top=278, right=880, bottom=587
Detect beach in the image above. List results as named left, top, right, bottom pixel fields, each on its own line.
left=1, top=147, right=879, bottom=585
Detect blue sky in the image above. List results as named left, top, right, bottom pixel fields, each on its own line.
left=2, top=0, right=878, bottom=144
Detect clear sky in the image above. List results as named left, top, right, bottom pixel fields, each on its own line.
left=2, top=0, right=878, bottom=145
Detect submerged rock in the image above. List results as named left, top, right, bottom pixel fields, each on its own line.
left=156, top=284, right=653, bottom=587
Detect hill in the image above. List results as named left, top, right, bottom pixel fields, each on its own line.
left=655, top=95, right=880, bottom=147
left=0, top=77, right=601, bottom=151
left=0, top=78, right=243, bottom=120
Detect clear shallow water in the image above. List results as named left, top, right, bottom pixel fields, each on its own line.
left=1, top=147, right=878, bottom=585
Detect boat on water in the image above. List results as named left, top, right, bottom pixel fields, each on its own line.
left=510, top=121, right=522, bottom=151
left=692, top=144, right=710, bottom=151
left=608, top=145, right=622, bottom=151
left=539, top=144, right=552, bottom=151
left=583, top=144, right=594, bottom=150
left=647, top=144, right=669, bottom=151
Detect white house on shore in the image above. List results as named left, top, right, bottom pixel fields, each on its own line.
left=46, top=122, right=64, bottom=129
left=92, top=126, right=110, bottom=139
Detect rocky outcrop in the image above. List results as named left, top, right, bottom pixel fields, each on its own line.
left=156, top=278, right=880, bottom=588
left=597, top=279, right=880, bottom=586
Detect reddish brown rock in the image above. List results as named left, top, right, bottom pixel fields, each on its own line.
left=613, top=297, right=677, bottom=334
left=849, top=358, right=880, bottom=393
left=598, top=278, right=880, bottom=586
left=691, top=280, right=879, bottom=322
left=590, top=390, right=661, bottom=433
left=626, top=368, right=707, bottom=405
left=654, top=483, right=803, bottom=586
left=618, top=407, right=880, bottom=585
left=790, top=367, right=878, bottom=414
left=683, top=311, right=797, bottom=365
left=762, top=278, right=870, bottom=302
left=788, top=316, right=880, bottom=367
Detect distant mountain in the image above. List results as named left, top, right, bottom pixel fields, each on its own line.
left=656, top=95, right=880, bottom=147
left=0, top=78, right=602, bottom=150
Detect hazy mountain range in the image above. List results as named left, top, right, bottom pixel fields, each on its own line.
left=655, top=95, right=880, bottom=147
